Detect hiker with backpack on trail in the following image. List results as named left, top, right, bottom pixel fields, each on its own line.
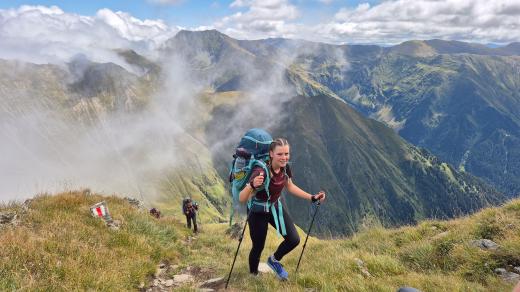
left=182, top=198, right=198, bottom=233
left=238, top=137, right=326, bottom=280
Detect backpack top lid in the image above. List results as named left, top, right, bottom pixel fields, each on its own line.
left=237, top=128, right=273, bottom=158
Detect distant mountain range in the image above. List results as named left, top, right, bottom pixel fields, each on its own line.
left=1, top=29, right=517, bottom=235
left=165, top=30, right=509, bottom=234
left=167, top=30, right=520, bottom=197
left=283, top=37, right=520, bottom=196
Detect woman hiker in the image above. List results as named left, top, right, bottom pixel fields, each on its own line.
left=239, top=138, right=326, bottom=280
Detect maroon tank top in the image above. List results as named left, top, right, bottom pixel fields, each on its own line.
left=248, top=165, right=292, bottom=203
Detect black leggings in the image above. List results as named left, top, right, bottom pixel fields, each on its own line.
left=186, top=213, right=197, bottom=232
left=248, top=206, right=300, bottom=274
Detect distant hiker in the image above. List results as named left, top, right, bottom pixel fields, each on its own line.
left=182, top=198, right=198, bottom=233
left=239, top=138, right=326, bottom=280
left=149, top=208, right=161, bottom=219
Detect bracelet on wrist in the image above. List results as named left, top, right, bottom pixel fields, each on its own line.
left=249, top=181, right=256, bottom=190
left=311, top=195, right=318, bottom=202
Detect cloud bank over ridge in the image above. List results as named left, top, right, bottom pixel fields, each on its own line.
left=1, top=0, right=519, bottom=67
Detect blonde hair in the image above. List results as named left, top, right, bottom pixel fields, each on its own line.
left=269, top=138, right=289, bottom=152
left=267, top=138, right=289, bottom=172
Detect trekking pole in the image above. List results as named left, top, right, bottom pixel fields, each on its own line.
left=295, top=201, right=321, bottom=273
left=225, top=211, right=250, bottom=289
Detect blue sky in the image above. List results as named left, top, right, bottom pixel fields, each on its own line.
left=0, top=0, right=377, bottom=28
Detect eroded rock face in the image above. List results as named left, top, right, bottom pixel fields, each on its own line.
left=0, top=211, right=17, bottom=226
left=198, top=277, right=225, bottom=290
left=106, top=219, right=121, bottom=230
left=470, top=239, right=499, bottom=250
left=495, top=268, right=520, bottom=283
left=354, top=258, right=372, bottom=277
left=226, top=221, right=245, bottom=240
left=172, top=274, right=195, bottom=285
left=125, top=197, right=144, bottom=209
left=146, top=263, right=218, bottom=291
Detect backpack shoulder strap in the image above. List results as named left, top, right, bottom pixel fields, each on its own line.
left=251, top=159, right=271, bottom=199
left=284, top=163, right=292, bottom=178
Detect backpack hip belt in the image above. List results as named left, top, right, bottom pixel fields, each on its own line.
left=247, top=197, right=287, bottom=236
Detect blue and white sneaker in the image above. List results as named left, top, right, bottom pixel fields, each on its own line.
left=267, top=255, right=288, bottom=281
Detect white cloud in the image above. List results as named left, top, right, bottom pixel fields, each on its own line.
left=2, top=0, right=518, bottom=65
left=0, top=5, right=178, bottom=66
left=0, top=5, right=302, bottom=203
left=314, top=0, right=520, bottom=44
left=215, top=0, right=300, bottom=39
left=212, top=0, right=520, bottom=44
left=230, top=0, right=250, bottom=8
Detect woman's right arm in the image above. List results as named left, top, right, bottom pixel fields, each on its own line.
left=239, top=183, right=255, bottom=203
left=239, top=171, right=265, bottom=203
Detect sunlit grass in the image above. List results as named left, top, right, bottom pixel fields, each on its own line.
left=1, top=192, right=519, bottom=291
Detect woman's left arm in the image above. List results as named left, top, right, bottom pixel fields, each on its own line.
left=286, top=178, right=326, bottom=202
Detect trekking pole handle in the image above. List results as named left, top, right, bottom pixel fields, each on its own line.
left=311, top=192, right=324, bottom=204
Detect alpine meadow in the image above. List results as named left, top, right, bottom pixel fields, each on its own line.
left=1, top=2, right=520, bottom=291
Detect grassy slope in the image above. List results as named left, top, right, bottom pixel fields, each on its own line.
left=279, top=95, right=504, bottom=236
left=1, top=191, right=519, bottom=291
left=336, top=53, right=520, bottom=195
left=0, top=192, right=182, bottom=290
left=284, top=43, right=520, bottom=196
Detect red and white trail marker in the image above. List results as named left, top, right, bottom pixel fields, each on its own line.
left=90, top=201, right=111, bottom=220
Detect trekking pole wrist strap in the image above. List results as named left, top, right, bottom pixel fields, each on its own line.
left=311, top=195, right=318, bottom=203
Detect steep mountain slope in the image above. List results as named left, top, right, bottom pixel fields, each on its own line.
left=425, top=39, right=520, bottom=56
left=206, top=94, right=505, bottom=235
left=162, top=30, right=339, bottom=98
left=0, top=57, right=229, bottom=221
left=332, top=53, right=520, bottom=195
left=0, top=57, right=153, bottom=122
left=165, top=31, right=507, bottom=235
left=2, top=30, right=513, bottom=236
left=283, top=94, right=505, bottom=235
left=259, top=39, right=520, bottom=196
left=389, top=39, right=520, bottom=56
left=162, top=30, right=272, bottom=92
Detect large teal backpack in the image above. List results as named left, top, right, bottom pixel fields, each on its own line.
left=229, top=128, right=287, bottom=236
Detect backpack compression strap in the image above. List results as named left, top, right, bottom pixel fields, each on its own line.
left=269, top=167, right=288, bottom=236
left=229, top=156, right=256, bottom=226
left=270, top=166, right=289, bottom=236
left=242, top=135, right=273, bottom=146
left=270, top=199, right=286, bottom=236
